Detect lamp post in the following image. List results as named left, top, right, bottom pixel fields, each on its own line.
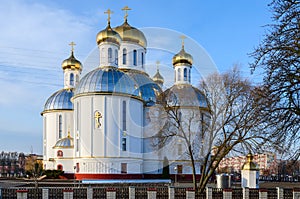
left=174, top=166, right=177, bottom=186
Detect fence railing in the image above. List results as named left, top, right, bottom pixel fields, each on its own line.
left=0, top=186, right=299, bottom=199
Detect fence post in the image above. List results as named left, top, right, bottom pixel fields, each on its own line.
left=87, top=187, right=93, bottom=199
left=42, top=188, right=49, bottom=199
left=223, top=189, right=232, bottom=199
left=277, top=187, right=283, bottom=199
left=17, top=189, right=28, bottom=199
left=129, top=186, right=135, bottom=199
left=186, top=188, right=195, bottom=199
left=63, top=189, right=73, bottom=199
left=106, top=188, right=116, bottom=199
left=147, top=188, right=157, bottom=199
left=168, top=186, right=175, bottom=199
left=259, top=189, right=268, bottom=199
left=206, top=187, right=212, bottom=199
left=293, top=188, right=300, bottom=199
left=243, top=187, right=249, bottom=199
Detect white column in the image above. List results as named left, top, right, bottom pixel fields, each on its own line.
left=206, top=187, right=212, bottom=199
left=223, top=189, right=232, bottom=199
left=87, top=187, right=93, bottom=199
left=129, top=186, right=135, bottom=199
left=259, top=189, right=268, bottom=199
left=42, top=189, right=49, bottom=199
left=147, top=188, right=157, bottom=199
left=168, top=186, right=175, bottom=199
left=243, top=187, right=249, bottom=199
left=277, top=187, right=283, bottom=199
left=293, top=188, right=300, bottom=199
left=186, top=189, right=195, bottom=199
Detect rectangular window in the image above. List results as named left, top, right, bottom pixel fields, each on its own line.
left=122, top=138, right=127, bottom=151
left=122, top=101, right=126, bottom=131
left=121, top=163, right=127, bottom=174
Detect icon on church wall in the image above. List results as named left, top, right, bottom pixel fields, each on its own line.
left=94, top=111, right=102, bottom=128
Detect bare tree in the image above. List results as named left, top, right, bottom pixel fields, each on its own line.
left=250, top=0, right=300, bottom=158
left=197, top=67, right=273, bottom=192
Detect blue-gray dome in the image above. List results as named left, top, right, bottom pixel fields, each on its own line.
left=74, top=67, right=140, bottom=98
left=126, top=70, right=162, bottom=106
left=163, top=84, right=208, bottom=108
left=43, top=89, right=73, bottom=112
left=53, top=136, right=74, bottom=148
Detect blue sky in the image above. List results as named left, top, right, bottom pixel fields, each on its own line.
left=0, top=0, right=272, bottom=154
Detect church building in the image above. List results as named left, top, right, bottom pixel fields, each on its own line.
left=41, top=7, right=210, bottom=180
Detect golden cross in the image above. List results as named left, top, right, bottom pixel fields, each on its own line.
left=94, top=111, right=102, bottom=128
left=156, top=61, right=160, bottom=71
left=104, top=9, right=113, bottom=23
left=122, top=6, right=132, bottom=21
left=180, top=35, right=186, bottom=48
left=69, top=42, right=76, bottom=52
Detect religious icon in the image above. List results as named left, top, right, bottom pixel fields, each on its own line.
left=94, top=111, right=102, bottom=128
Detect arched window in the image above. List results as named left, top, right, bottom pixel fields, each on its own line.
left=57, top=164, right=63, bottom=171
left=76, top=75, right=79, bottom=85
left=122, top=48, right=127, bottom=65
left=177, top=68, right=181, bottom=81
left=108, top=48, right=112, bottom=62
left=115, top=49, right=118, bottom=65
left=133, top=50, right=137, bottom=66
left=58, top=115, right=62, bottom=139
left=57, top=150, right=63, bottom=157
left=70, top=73, right=74, bottom=86
left=184, top=68, right=187, bottom=81
left=122, top=101, right=126, bottom=131
left=188, top=69, right=191, bottom=83
left=141, top=52, right=144, bottom=68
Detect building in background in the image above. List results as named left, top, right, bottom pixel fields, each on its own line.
left=218, top=152, right=278, bottom=176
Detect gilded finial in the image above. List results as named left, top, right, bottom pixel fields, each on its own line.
left=156, top=61, right=160, bottom=71
left=104, top=9, right=113, bottom=24
left=180, top=35, right=186, bottom=49
left=122, top=6, right=132, bottom=21
left=69, top=42, right=76, bottom=53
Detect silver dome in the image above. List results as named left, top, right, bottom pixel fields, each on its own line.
left=74, top=67, right=140, bottom=98
left=53, top=136, right=74, bottom=148
left=126, top=71, right=162, bottom=106
left=163, top=84, right=208, bottom=108
left=44, top=89, right=73, bottom=111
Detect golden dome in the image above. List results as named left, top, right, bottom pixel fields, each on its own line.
left=172, top=47, right=193, bottom=66
left=61, top=51, right=82, bottom=71
left=153, top=70, right=164, bottom=85
left=242, top=153, right=259, bottom=171
left=96, top=23, right=122, bottom=46
left=114, top=20, right=147, bottom=48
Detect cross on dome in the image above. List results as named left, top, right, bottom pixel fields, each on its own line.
left=69, top=41, right=76, bottom=53
left=156, top=61, right=160, bottom=71
left=104, top=9, right=113, bottom=24
left=180, top=35, right=186, bottom=49
left=122, top=6, right=132, bottom=21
